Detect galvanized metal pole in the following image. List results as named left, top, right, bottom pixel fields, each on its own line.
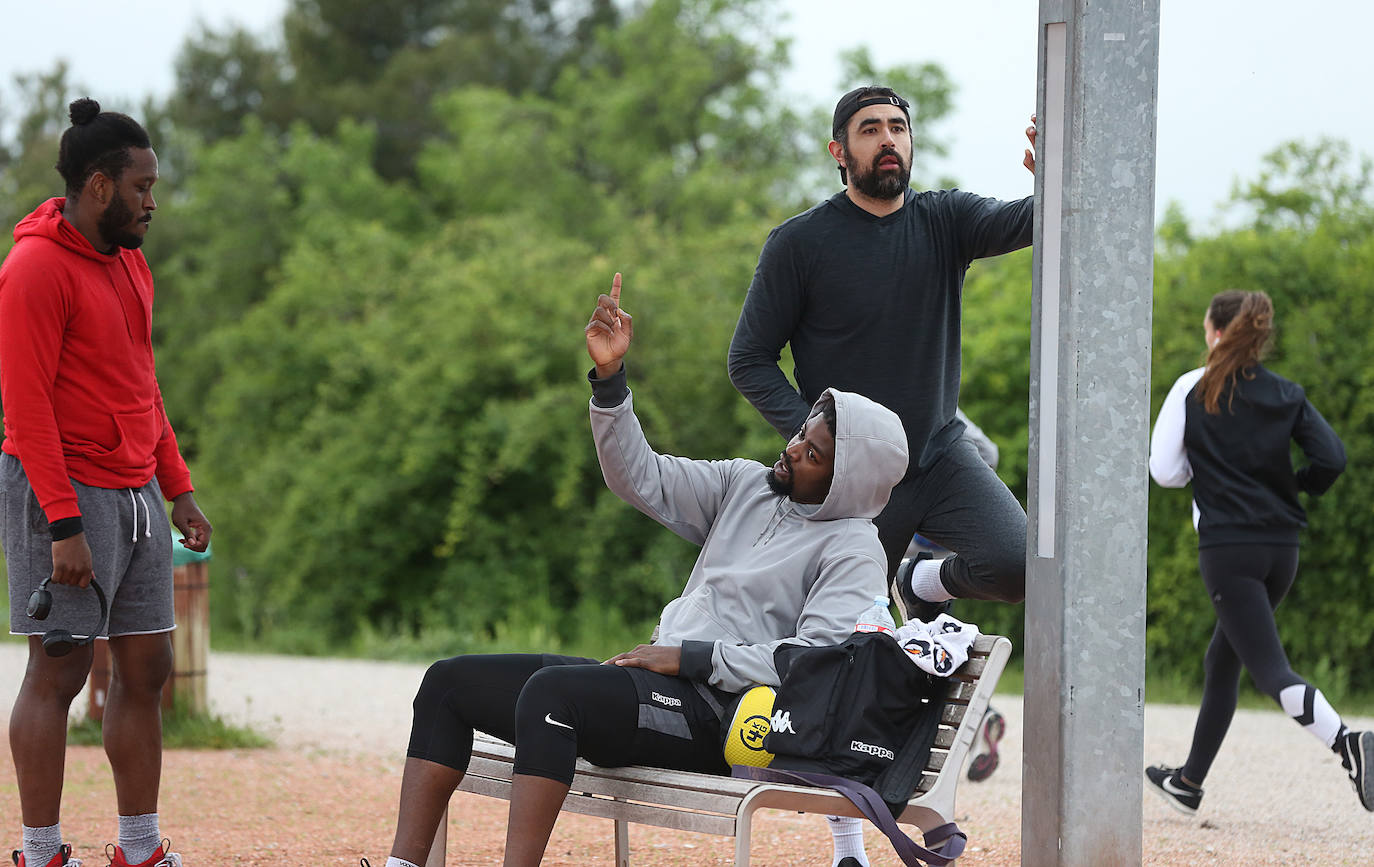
left=1023, top=1, right=1160, bottom=864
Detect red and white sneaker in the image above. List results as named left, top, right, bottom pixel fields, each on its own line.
left=966, top=708, right=1006, bottom=782
left=104, top=840, right=180, bottom=867
left=10, top=844, right=83, bottom=866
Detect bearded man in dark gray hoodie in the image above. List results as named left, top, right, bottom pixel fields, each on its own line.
left=368, top=275, right=909, bottom=867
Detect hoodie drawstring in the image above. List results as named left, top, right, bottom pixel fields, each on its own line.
left=127, top=489, right=151, bottom=542
left=753, top=498, right=793, bottom=547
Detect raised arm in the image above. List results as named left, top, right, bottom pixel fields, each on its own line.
left=586, top=275, right=745, bottom=545
left=585, top=271, right=633, bottom=380
left=950, top=114, right=1037, bottom=262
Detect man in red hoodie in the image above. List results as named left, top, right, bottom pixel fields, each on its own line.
left=0, top=99, right=211, bottom=867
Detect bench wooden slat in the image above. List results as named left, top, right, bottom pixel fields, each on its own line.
left=944, top=679, right=977, bottom=703
left=466, top=758, right=760, bottom=816
left=470, top=743, right=762, bottom=799
left=970, top=634, right=999, bottom=654
left=457, top=775, right=740, bottom=836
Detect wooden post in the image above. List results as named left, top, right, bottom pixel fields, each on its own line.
left=166, top=556, right=210, bottom=713
left=86, top=532, right=212, bottom=719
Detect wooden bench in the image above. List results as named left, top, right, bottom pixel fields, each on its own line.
left=425, top=633, right=1012, bottom=866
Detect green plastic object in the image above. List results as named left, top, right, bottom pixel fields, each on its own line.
left=171, top=529, right=212, bottom=566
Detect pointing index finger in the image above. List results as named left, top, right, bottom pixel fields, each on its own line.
left=610, top=272, right=622, bottom=310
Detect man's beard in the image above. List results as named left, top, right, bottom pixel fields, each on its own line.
left=98, top=194, right=146, bottom=250
left=847, top=145, right=912, bottom=200
left=765, top=463, right=793, bottom=498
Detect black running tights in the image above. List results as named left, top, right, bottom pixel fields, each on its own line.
left=1182, top=544, right=1304, bottom=784
left=405, top=653, right=721, bottom=786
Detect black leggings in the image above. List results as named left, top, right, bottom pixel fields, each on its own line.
left=406, top=653, right=728, bottom=785
left=1182, top=544, right=1305, bottom=784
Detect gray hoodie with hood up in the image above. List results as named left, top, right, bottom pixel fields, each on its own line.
left=589, top=367, right=909, bottom=694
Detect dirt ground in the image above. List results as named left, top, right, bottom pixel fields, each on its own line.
left=2, top=646, right=1372, bottom=865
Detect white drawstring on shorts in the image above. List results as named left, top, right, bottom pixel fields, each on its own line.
left=128, top=489, right=152, bottom=542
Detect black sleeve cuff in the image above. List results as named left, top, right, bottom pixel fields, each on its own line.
left=587, top=363, right=629, bottom=408
left=49, top=516, right=83, bottom=541
left=679, top=640, right=716, bottom=681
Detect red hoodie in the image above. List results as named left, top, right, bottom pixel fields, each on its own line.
left=0, top=198, right=192, bottom=525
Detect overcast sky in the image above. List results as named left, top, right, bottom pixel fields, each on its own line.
left=3, top=0, right=1370, bottom=229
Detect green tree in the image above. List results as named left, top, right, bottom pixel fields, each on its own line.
left=166, top=0, right=827, bottom=653
left=0, top=64, right=78, bottom=246
left=153, top=25, right=295, bottom=144
left=156, top=0, right=622, bottom=180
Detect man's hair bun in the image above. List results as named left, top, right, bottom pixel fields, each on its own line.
left=55, top=99, right=150, bottom=198
left=68, top=98, right=102, bottom=126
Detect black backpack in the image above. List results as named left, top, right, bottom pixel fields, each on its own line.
left=732, top=632, right=964, bottom=866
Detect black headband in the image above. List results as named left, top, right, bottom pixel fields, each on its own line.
left=832, top=89, right=911, bottom=140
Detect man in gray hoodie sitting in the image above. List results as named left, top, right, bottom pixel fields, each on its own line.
left=369, top=274, right=909, bottom=867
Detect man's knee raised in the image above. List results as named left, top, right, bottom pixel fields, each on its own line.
left=416, top=655, right=470, bottom=707
left=990, top=557, right=1026, bottom=604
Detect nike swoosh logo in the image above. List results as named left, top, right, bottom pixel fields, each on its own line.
left=1161, top=777, right=1194, bottom=797
left=544, top=713, right=573, bottom=730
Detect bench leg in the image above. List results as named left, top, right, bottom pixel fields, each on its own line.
left=733, top=806, right=753, bottom=867
left=425, top=804, right=448, bottom=867
left=614, top=814, right=630, bottom=867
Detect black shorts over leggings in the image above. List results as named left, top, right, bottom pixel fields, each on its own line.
left=406, top=653, right=730, bottom=786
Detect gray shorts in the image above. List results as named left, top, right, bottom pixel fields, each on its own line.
left=3, top=453, right=175, bottom=638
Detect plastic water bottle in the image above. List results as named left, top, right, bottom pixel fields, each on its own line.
left=855, top=595, right=896, bottom=635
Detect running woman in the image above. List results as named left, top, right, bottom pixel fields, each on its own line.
left=1145, top=289, right=1370, bottom=815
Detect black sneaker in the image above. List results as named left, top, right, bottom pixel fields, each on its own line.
left=1340, top=729, right=1374, bottom=811
left=1145, top=764, right=1203, bottom=815
left=891, top=552, right=951, bottom=624
left=836, top=859, right=864, bottom=867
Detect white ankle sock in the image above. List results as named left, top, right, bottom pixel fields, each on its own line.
left=909, top=557, right=954, bottom=603
left=118, top=811, right=161, bottom=864
left=22, top=822, right=62, bottom=867
left=825, top=814, right=868, bottom=866
left=386, top=858, right=421, bottom=867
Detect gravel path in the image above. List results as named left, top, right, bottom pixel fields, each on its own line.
left=2, top=642, right=1371, bottom=864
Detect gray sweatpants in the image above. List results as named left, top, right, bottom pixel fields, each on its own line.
left=875, top=437, right=1028, bottom=604
left=3, top=454, right=175, bottom=638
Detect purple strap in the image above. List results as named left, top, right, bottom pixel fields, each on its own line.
left=732, top=765, right=966, bottom=866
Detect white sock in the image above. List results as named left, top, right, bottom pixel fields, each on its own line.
left=386, top=858, right=421, bottom=867
left=22, top=822, right=62, bottom=867
left=909, top=557, right=954, bottom=603
left=118, top=812, right=161, bottom=864
left=1279, top=684, right=1343, bottom=748
left=825, top=814, right=868, bottom=866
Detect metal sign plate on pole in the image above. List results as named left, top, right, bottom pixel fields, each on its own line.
left=1024, top=1, right=1160, bottom=864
